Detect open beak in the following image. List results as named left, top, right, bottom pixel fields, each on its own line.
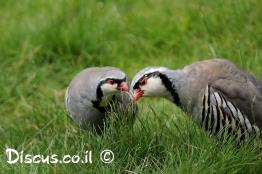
left=133, top=89, right=144, bottom=101
left=117, top=81, right=129, bottom=92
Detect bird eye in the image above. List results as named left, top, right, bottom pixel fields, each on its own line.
left=107, top=80, right=115, bottom=85
left=139, top=77, right=147, bottom=86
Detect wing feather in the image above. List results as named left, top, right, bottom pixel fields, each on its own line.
left=202, top=85, right=260, bottom=141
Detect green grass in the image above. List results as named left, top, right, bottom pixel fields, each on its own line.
left=1, top=0, right=262, bottom=173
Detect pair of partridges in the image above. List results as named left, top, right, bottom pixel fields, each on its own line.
left=65, top=58, right=262, bottom=142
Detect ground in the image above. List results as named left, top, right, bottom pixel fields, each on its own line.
left=1, top=0, right=262, bottom=173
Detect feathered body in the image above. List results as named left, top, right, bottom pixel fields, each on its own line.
left=65, top=67, right=137, bottom=131
left=132, top=59, right=262, bottom=141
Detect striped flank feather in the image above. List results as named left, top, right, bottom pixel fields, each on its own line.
left=201, top=85, right=260, bottom=142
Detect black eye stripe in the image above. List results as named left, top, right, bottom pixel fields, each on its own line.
left=133, top=72, right=160, bottom=89
left=133, top=82, right=140, bottom=90
left=102, top=78, right=126, bottom=84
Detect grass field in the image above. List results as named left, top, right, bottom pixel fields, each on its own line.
left=1, top=0, right=262, bottom=173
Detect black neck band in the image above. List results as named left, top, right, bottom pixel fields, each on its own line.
left=92, top=81, right=118, bottom=113
left=159, top=73, right=181, bottom=107
left=92, top=85, right=105, bottom=112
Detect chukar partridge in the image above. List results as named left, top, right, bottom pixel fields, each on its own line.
left=131, top=59, right=262, bottom=142
left=65, top=67, right=137, bottom=132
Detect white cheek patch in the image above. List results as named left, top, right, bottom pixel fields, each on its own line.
left=100, top=83, right=118, bottom=95
left=141, top=77, right=168, bottom=97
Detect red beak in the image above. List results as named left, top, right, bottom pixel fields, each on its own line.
left=133, top=89, right=144, bottom=101
left=118, top=82, right=129, bottom=92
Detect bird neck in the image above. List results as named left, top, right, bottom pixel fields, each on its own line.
left=99, top=94, right=115, bottom=107
left=159, top=69, right=185, bottom=107
left=93, top=85, right=116, bottom=112
left=92, top=94, right=116, bottom=113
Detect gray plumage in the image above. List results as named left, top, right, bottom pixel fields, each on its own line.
left=131, top=59, right=262, bottom=141
left=65, top=67, right=137, bottom=131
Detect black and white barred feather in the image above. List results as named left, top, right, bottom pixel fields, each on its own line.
left=201, top=85, right=260, bottom=142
